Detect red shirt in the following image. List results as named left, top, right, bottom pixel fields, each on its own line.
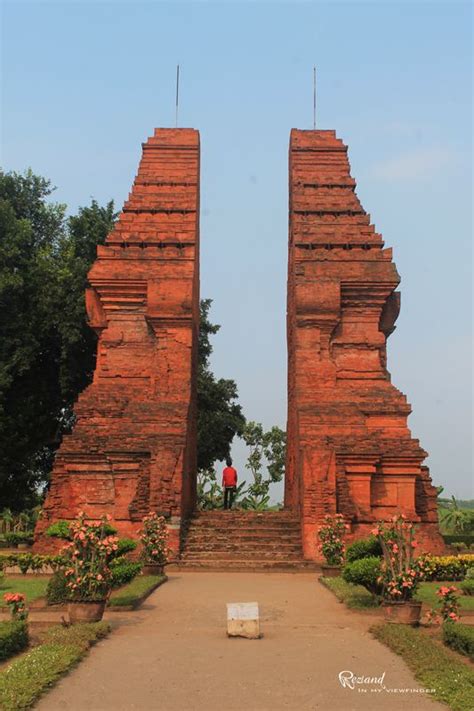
left=222, top=466, right=237, bottom=487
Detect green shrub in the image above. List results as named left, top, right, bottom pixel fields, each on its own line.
left=4, top=533, right=33, bottom=548
left=419, top=554, right=474, bottom=581
left=45, top=520, right=117, bottom=540
left=0, top=621, right=28, bottom=661
left=45, top=521, right=72, bottom=539
left=443, top=533, right=474, bottom=546
left=345, top=536, right=382, bottom=562
left=115, top=538, right=137, bottom=557
left=442, top=621, right=474, bottom=661
left=110, top=560, right=142, bottom=589
left=46, top=571, right=68, bottom=605
left=342, top=556, right=382, bottom=595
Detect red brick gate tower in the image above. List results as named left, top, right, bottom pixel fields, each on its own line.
left=285, top=129, right=444, bottom=559
left=35, top=128, right=200, bottom=552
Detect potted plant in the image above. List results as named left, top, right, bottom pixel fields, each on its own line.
left=140, top=513, right=169, bottom=575
left=317, top=514, right=348, bottom=576
left=61, top=512, right=118, bottom=623
left=372, top=515, right=423, bottom=625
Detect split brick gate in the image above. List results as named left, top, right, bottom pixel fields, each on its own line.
left=35, top=127, right=444, bottom=559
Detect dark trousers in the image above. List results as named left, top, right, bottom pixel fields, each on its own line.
left=224, top=486, right=236, bottom=509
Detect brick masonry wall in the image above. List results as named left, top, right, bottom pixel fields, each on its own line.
left=35, top=128, right=200, bottom=554
left=285, top=129, right=445, bottom=559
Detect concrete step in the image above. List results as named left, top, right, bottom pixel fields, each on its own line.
left=181, top=551, right=305, bottom=561
left=184, top=543, right=301, bottom=555
left=186, top=525, right=301, bottom=534
left=186, top=531, right=301, bottom=545
left=171, top=559, right=320, bottom=572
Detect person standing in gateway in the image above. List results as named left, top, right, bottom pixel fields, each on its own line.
left=222, top=458, right=238, bottom=510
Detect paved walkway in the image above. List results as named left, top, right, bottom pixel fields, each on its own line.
left=37, top=573, right=444, bottom=711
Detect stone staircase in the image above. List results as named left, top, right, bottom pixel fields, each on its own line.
left=174, top=510, right=318, bottom=572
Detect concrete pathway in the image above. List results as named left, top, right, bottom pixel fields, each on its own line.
left=37, top=572, right=444, bottom=711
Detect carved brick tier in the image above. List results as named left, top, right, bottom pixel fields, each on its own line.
left=35, top=128, right=200, bottom=552
left=285, top=129, right=444, bottom=559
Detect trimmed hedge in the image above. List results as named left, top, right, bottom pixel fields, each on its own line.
left=442, top=622, right=474, bottom=661
left=0, top=621, right=28, bottom=662
left=420, top=554, right=474, bottom=581
left=4, top=533, right=33, bottom=548
left=109, top=574, right=166, bottom=608
left=345, top=536, right=382, bottom=563
left=443, top=534, right=474, bottom=546
left=0, top=554, right=65, bottom=574
left=110, top=560, right=142, bottom=589
left=342, top=556, right=382, bottom=595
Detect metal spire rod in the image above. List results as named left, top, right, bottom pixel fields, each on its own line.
left=313, top=66, right=316, bottom=130
left=175, top=64, right=180, bottom=127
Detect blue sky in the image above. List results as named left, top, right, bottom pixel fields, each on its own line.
left=1, top=0, right=472, bottom=500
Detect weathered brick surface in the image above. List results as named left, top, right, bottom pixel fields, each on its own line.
left=285, top=129, right=444, bottom=559
left=35, top=129, right=200, bottom=552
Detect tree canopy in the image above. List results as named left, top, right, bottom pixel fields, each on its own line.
left=0, top=170, right=116, bottom=510
left=197, top=299, right=246, bottom=471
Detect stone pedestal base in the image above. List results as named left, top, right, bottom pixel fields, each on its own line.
left=227, top=602, right=260, bottom=639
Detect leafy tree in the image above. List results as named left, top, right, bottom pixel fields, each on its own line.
left=0, top=170, right=116, bottom=510
left=197, top=299, right=246, bottom=472
left=240, top=421, right=286, bottom=510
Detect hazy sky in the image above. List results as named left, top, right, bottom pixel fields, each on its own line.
left=1, top=0, right=472, bottom=500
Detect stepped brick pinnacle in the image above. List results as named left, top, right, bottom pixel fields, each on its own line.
left=285, top=129, right=444, bottom=559
left=35, top=128, right=200, bottom=552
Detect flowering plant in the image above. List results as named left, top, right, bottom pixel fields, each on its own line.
left=372, top=515, right=423, bottom=602
left=61, top=512, right=119, bottom=602
left=140, top=513, right=169, bottom=566
left=317, top=514, right=349, bottom=566
left=437, top=585, right=460, bottom=623
left=3, top=592, right=28, bottom=621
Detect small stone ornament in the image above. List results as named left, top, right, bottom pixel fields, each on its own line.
left=227, top=602, right=261, bottom=639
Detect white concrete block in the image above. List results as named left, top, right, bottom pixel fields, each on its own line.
left=227, top=602, right=260, bottom=639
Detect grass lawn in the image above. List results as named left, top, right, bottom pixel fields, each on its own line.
left=416, top=582, right=474, bottom=611
left=0, top=622, right=110, bottom=711
left=371, top=623, right=474, bottom=711
left=320, top=576, right=379, bottom=609
left=0, top=577, right=49, bottom=606
left=321, top=576, right=474, bottom=614
left=109, top=574, right=167, bottom=608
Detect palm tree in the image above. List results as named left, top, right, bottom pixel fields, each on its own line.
left=443, top=496, right=469, bottom=533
